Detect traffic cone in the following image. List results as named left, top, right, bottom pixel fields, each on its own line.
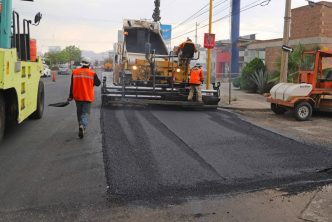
left=51, top=71, right=56, bottom=82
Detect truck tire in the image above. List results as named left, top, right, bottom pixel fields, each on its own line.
left=30, top=81, right=45, bottom=119
left=0, top=93, right=5, bottom=142
left=271, top=103, right=287, bottom=115
left=294, top=101, right=312, bottom=121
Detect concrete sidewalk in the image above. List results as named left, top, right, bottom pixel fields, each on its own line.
left=218, top=83, right=270, bottom=111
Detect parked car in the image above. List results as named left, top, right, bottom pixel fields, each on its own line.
left=43, top=64, right=51, bottom=77
left=58, top=64, right=70, bottom=75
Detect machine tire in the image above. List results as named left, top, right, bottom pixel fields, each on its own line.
left=0, top=93, right=5, bottom=142
left=271, top=103, right=287, bottom=115
left=203, top=96, right=220, bottom=105
left=30, top=81, right=45, bottom=119
left=294, top=101, right=312, bottom=121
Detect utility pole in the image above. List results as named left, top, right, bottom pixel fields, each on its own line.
left=195, top=22, right=199, bottom=45
left=207, top=0, right=213, bottom=90
left=230, top=0, right=240, bottom=81
left=280, top=0, right=292, bottom=83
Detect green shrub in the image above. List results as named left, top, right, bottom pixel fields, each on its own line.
left=250, top=69, right=271, bottom=94
left=232, top=76, right=241, bottom=88
left=240, top=58, right=265, bottom=92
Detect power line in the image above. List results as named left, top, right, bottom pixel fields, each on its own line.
left=194, top=2, right=231, bottom=26
left=184, top=0, right=229, bottom=25
left=172, top=0, right=229, bottom=39
left=172, top=1, right=213, bottom=30
left=173, top=0, right=230, bottom=31
left=171, top=0, right=271, bottom=40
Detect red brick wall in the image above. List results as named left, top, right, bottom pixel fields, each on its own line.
left=265, top=48, right=281, bottom=72
left=321, top=5, right=332, bottom=37
left=291, top=2, right=332, bottom=39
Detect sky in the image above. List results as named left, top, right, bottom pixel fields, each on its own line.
left=11, top=0, right=325, bottom=53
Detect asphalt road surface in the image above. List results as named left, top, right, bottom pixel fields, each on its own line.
left=0, top=74, right=106, bottom=221
left=0, top=72, right=331, bottom=221
left=101, top=105, right=332, bottom=202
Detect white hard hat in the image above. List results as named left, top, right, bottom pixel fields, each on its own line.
left=81, top=57, right=91, bottom=66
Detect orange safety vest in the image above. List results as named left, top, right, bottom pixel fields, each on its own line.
left=72, top=68, right=95, bottom=102
left=189, top=67, right=204, bottom=85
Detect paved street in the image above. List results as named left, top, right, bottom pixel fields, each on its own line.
left=102, top=104, right=332, bottom=202
left=0, top=75, right=106, bottom=221
left=0, top=73, right=331, bottom=221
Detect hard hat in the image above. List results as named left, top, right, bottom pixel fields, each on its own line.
left=195, top=63, right=202, bottom=67
left=81, top=57, right=91, bottom=66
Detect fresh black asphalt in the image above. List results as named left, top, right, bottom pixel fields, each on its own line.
left=101, top=105, right=332, bottom=202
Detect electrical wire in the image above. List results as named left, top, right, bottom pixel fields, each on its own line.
left=195, top=1, right=230, bottom=25
left=171, top=0, right=271, bottom=40
left=173, top=0, right=230, bottom=31
left=188, top=0, right=228, bottom=21
left=172, top=1, right=214, bottom=30
left=195, top=0, right=265, bottom=26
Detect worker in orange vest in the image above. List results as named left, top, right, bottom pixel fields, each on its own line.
left=68, top=57, right=101, bottom=139
left=188, top=63, right=204, bottom=103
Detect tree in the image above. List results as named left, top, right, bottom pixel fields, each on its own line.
left=152, top=0, right=161, bottom=22
left=63, top=46, right=81, bottom=68
left=45, top=51, right=67, bottom=68
left=45, top=45, right=81, bottom=69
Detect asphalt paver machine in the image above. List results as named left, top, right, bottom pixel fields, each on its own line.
left=267, top=50, right=332, bottom=121
left=0, top=0, right=44, bottom=141
left=101, top=19, right=220, bottom=108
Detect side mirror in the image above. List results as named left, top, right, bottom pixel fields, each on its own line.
left=145, top=43, right=151, bottom=60
left=34, top=12, right=42, bottom=26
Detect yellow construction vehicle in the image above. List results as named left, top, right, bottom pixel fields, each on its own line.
left=0, top=0, right=44, bottom=141
left=102, top=19, right=220, bottom=107
left=104, top=62, right=113, bottom=71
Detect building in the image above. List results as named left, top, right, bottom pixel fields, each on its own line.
left=245, top=1, right=332, bottom=72
left=213, top=34, right=256, bottom=81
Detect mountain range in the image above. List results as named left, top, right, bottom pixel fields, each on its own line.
left=81, top=50, right=114, bottom=62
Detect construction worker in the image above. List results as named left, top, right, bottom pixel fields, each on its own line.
left=68, top=57, right=101, bottom=139
left=176, top=37, right=197, bottom=58
left=188, top=63, right=204, bottom=103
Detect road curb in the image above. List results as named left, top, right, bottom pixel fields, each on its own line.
left=218, top=106, right=270, bottom=112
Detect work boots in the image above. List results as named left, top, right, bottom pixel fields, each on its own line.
left=78, top=125, right=85, bottom=139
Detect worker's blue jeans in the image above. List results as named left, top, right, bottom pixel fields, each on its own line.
left=75, top=101, right=91, bottom=129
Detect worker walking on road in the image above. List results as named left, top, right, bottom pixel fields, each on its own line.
left=68, top=57, right=101, bottom=139
left=188, top=63, right=204, bottom=103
